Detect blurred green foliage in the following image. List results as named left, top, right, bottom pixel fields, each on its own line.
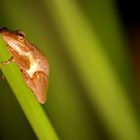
left=0, top=0, right=140, bottom=140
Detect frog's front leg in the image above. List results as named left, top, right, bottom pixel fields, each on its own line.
left=0, top=56, right=14, bottom=65
left=0, top=43, right=20, bottom=66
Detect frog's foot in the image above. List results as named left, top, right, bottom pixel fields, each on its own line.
left=0, top=56, right=14, bottom=65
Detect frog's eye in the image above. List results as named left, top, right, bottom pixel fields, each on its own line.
left=17, top=31, right=25, bottom=37
left=17, top=31, right=25, bottom=40
left=18, top=33, right=24, bottom=37
left=18, top=31, right=25, bottom=36
left=18, top=34, right=24, bottom=40
left=15, top=30, right=25, bottom=39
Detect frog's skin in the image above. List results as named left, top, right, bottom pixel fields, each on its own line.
left=0, top=27, right=49, bottom=104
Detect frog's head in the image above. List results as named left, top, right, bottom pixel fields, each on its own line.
left=0, top=27, right=25, bottom=43
left=0, top=28, right=30, bottom=53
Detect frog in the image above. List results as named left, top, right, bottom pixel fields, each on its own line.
left=0, top=27, right=49, bottom=104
